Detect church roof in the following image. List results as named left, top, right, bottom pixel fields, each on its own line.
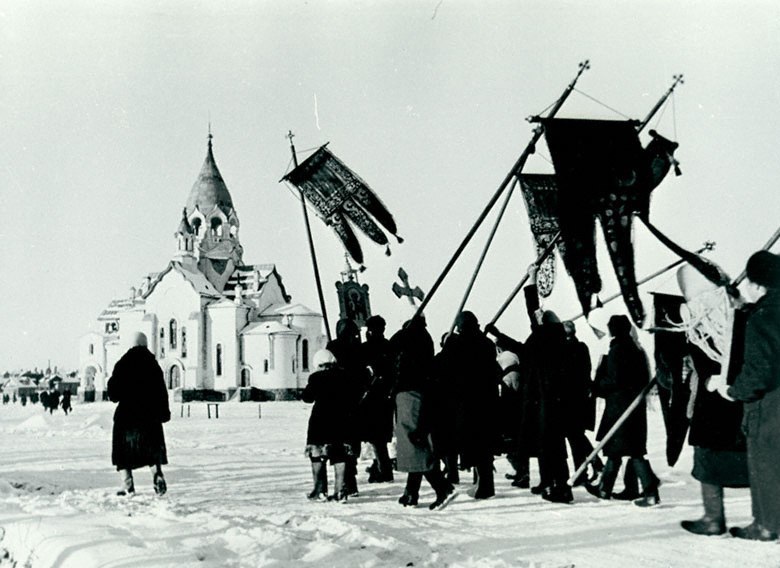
left=142, top=261, right=223, bottom=300
left=185, top=136, right=235, bottom=217
left=223, top=264, right=290, bottom=301
left=176, top=208, right=193, bottom=235
left=242, top=321, right=297, bottom=336
left=269, top=303, right=320, bottom=317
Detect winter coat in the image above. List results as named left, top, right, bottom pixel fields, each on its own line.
left=107, top=345, right=170, bottom=470
left=395, top=390, right=435, bottom=473
left=436, top=330, right=501, bottom=466
left=358, top=335, right=395, bottom=443
left=593, top=336, right=650, bottom=458
left=302, top=367, right=355, bottom=447
left=517, top=321, right=570, bottom=456
left=390, top=320, right=436, bottom=472
left=727, top=289, right=780, bottom=532
left=562, top=338, right=595, bottom=433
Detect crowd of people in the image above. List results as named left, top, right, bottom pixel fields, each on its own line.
left=1, top=385, right=72, bottom=413
left=95, top=249, right=779, bottom=543
left=302, top=251, right=780, bottom=541
left=302, top=265, right=662, bottom=511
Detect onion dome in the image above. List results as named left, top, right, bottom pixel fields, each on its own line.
left=185, top=134, right=235, bottom=217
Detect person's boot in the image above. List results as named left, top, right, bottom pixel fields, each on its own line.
left=307, top=460, right=328, bottom=501
left=680, top=482, right=726, bottom=535
left=151, top=465, right=167, bottom=496
left=612, top=461, right=641, bottom=501
left=632, top=458, right=660, bottom=507
left=329, top=462, right=348, bottom=502
left=729, top=522, right=778, bottom=541
left=473, top=461, right=495, bottom=499
left=343, top=458, right=359, bottom=497
left=542, top=481, right=574, bottom=504
left=399, top=473, right=422, bottom=507
left=443, top=455, right=460, bottom=484
left=586, top=458, right=618, bottom=500
left=117, top=469, right=135, bottom=496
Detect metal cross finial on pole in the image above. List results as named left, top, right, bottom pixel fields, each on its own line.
left=287, top=130, right=332, bottom=342
left=638, top=74, right=684, bottom=133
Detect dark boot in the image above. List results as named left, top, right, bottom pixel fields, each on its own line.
left=372, top=443, right=394, bottom=482
left=632, top=458, right=660, bottom=507
left=681, top=482, right=726, bottom=535
left=443, top=454, right=460, bottom=484
left=473, top=460, right=495, bottom=499
left=151, top=465, right=167, bottom=497
left=307, top=460, right=328, bottom=501
left=399, top=473, right=422, bottom=507
left=542, top=481, right=574, bottom=503
left=586, top=458, right=618, bottom=500
left=729, top=522, right=778, bottom=541
left=612, top=461, right=641, bottom=501
left=343, top=458, right=359, bottom=497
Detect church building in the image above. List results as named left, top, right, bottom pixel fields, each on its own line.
left=79, top=134, right=326, bottom=401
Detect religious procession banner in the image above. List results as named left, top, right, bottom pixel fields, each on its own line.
left=518, top=174, right=565, bottom=298
left=283, top=146, right=402, bottom=267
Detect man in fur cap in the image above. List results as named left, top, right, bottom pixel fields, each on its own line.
left=714, top=251, right=780, bottom=540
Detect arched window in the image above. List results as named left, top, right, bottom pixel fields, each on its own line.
left=240, top=368, right=250, bottom=387
left=191, top=217, right=202, bottom=235
left=181, top=327, right=187, bottom=358
left=89, top=344, right=94, bottom=356
left=169, top=319, right=177, bottom=349
left=263, top=359, right=269, bottom=374
left=301, top=339, right=309, bottom=372
left=216, top=343, right=223, bottom=376
left=210, top=217, right=223, bottom=237
left=159, top=327, right=165, bottom=358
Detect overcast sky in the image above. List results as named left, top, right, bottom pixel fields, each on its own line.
left=1, top=1, right=778, bottom=371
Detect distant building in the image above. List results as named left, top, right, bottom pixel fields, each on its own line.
left=79, top=134, right=326, bottom=401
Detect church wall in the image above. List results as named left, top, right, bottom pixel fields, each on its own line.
left=144, top=270, right=204, bottom=390
left=288, top=315, right=328, bottom=388
left=243, top=333, right=300, bottom=390
left=207, top=301, right=249, bottom=391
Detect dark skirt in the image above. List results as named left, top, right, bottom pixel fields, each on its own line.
left=112, top=422, right=168, bottom=471
left=691, top=446, right=749, bottom=488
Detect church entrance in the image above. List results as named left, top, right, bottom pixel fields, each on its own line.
left=168, top=365, right=181, bottom=389
left=240, top=368, right=251, bottom=388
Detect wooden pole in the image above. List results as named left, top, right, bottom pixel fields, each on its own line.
left=488, top=231, right=561, bottom=326
left=567, top=377, right=658, bottom=487
left=288, top=131, right=332, bottom=342
left=638, top=75, right=684, bottom=132
left=448, top=176, right=520, bottom=334
left=568, top=243, right=713, bottom=321
left=413, top=60, right=591, bottom=321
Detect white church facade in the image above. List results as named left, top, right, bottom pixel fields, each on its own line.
left=79, top=135, right=326, bottom=401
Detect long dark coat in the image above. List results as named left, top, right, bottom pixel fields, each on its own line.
left=688, top=338, right=748, bottom=488
left=358, top=335, right=394, bottom=443
left=593, top=336, right=650, bottom=458
left=727, top=290, right=780, bottom=532
left=108, top=345, right=170, bottom=471
left=517, top=322, right=570, bottom=456
left=302, top=367, right=355, bottom=446
left=563, top=338, right=595, bottom=433
left=436, top=330, right=501, bottom=466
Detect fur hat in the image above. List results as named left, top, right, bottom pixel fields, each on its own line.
left=745, top=251, right=780, bottom=288
left=312, top=349, right=337, bottom=369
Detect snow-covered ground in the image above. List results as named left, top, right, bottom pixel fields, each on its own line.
left=0, top=399, right=777, bottom=568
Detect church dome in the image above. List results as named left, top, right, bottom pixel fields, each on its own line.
left=186, top=136, right=235, bottom=217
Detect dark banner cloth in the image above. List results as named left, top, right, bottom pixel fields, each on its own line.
left=284, top=146, right=401, bottom=265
